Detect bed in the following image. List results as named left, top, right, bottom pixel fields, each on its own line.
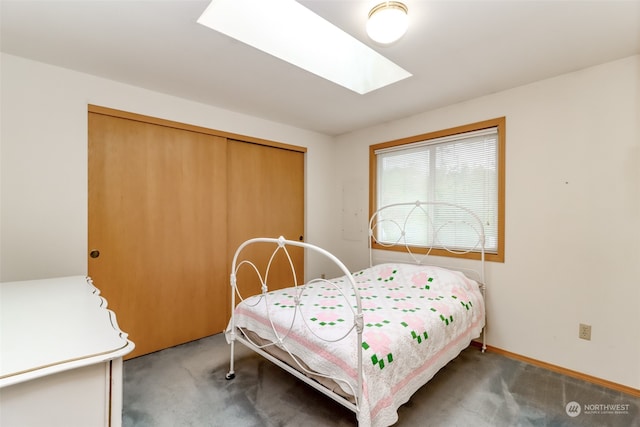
left=224, top=201, right=487, bottom=427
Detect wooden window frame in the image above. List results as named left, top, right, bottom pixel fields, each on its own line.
left=369, top=117, right=505, bottom=262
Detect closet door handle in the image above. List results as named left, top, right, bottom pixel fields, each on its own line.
left=299, top=235, right=304, bottom=241
left=90, top=250, right=100, bottom=259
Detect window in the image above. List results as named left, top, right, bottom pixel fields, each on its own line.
left=369, top=117, right=505, bottom=262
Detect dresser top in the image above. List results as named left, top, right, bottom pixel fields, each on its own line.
left=0, top=276, right=134, bottom=387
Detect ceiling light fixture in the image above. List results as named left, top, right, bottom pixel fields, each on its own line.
left=367, top=1, right=409, bottom=45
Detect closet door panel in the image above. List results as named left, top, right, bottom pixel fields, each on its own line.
left=88, top=112, right=228, bottom=358
left=227, top=140, right=305, bottom=301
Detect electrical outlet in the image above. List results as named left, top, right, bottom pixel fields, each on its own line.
left=579, top=323, right=591, bottom=341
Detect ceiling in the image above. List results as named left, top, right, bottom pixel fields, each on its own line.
left=1, top=0, right=639, bottom=136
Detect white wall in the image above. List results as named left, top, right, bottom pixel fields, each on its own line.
left=0, top=53, right=338, bottom=282
left=333, top=55, right=640, bottom=390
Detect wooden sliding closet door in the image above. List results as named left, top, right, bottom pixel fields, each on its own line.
left=88, top=111, right=228, bottom=359
left=227, top=140, right=305, bottom=301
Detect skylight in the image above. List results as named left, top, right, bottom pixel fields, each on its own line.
left=197, top=0, right=412, bottom=95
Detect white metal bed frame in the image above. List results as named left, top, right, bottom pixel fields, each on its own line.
left=225, top=201, right=487, bottom=423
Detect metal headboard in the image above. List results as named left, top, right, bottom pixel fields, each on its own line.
left=368, top=200, right=486, bottom=286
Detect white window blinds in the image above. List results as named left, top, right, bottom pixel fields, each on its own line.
left=375, top=127, right=498, bottom=253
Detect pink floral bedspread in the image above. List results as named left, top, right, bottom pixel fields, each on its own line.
left=228, top=263, right=485, bottom=427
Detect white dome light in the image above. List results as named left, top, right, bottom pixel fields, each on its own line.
left=366, top=2, right=409, bottom=45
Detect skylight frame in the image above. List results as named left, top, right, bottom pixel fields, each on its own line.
left=197, top=0, right=412, bottom=95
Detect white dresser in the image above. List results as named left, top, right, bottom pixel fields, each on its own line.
left=0, top=276, right=134, bottom=427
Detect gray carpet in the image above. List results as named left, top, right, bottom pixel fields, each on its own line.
left=122, top=333, right=639, bottom=427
